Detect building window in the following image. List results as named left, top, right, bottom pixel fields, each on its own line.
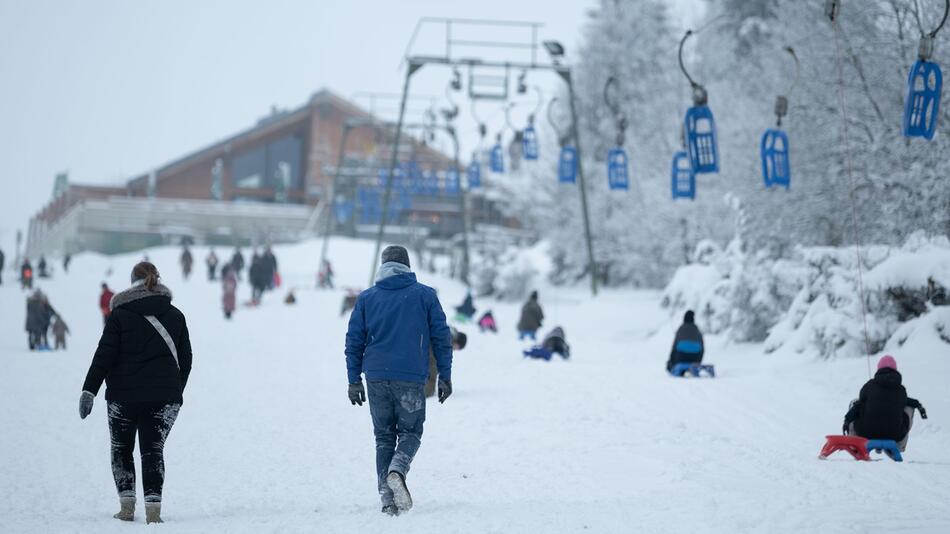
left=231, top=133, right=304, bottom=196
left=232, top=145, right=266, bottom=188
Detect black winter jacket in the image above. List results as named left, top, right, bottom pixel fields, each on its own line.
left=844, top=368, right=919, bottom=441
left=82, top=284, right=192, bottom=404
left=667, top=322, right=704, bottom=370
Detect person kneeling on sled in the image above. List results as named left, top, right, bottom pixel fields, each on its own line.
left=478, top=310, right=497, bottom=333
left=541, top=326, right=570, bottom=359
left=666, top=310, right=704, bottom=375
left=842, top=355, right=927, bottom=453
left=426, top=328, right=466, bottom=398
left=454, top=292, right=476, bottom=321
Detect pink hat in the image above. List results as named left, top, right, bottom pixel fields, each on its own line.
left=877, top=355, right=897, bottom=371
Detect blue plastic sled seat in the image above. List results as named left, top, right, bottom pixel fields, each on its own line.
left=523, top=126, right=539, bottom=160
left=490, top=143, right=505, bottom=173
left=761, top=128, right=790, bottom=189
left=523, top=346, right=554, bottom=361
left=685, top=105, right=719, bottom=174
left=670, top=363, right=715, bottom=378
left=903, top=59, right=942, bottom=140
left=865, top=439, right=903, bottom=462
left=467, top=160, right=481, bottom=188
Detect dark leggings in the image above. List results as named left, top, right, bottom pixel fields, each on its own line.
left=107, top=402, right=180, bottom=503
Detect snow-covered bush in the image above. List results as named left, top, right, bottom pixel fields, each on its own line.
left=470, top=241, right=551, bottom=301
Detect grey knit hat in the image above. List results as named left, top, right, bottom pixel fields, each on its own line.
left=381, top=245, right=410, bottom=268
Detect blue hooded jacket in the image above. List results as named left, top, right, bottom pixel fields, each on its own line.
left=345, top=265, right=452, bottom=384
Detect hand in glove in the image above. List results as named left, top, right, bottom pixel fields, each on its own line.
left=437, top=379, right=452, bottom=404
left=79, top=391, right=94, bottom=419
left=841, top=423, right=849, bottom=435
left=348, top=382, right=366, bottom=406
left=919, top=405, right=928, bottom=419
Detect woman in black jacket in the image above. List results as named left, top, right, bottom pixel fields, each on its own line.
left=843, top=355, right=927, bottom=453
left=79, top=262, right=192, bottom=524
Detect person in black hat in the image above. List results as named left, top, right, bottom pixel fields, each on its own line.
left=344, top=245, right=454, bottom=516
left=666, top=310, right=704, bottom=374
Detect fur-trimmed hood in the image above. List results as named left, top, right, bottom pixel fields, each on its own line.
left=110, top=283, right=173, bottom=312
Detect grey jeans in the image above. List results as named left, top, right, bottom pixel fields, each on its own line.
left=367, top=380, right=426, bottom=506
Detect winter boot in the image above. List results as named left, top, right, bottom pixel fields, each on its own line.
left=386, top=471, right=413, bottom=512
left=381, top=504, right=400, bottom=516
left=113, top=497, right=135, bottom=521
left=145, top=502, right=163, bottom=524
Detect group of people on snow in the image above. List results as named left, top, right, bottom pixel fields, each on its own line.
left=25, top=289, right=68, bottom=351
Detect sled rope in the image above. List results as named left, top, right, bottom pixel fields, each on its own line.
left=830, top=10, right=874, bottom=378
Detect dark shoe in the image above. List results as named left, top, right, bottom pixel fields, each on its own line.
left=386, top=471, right=413, bottom=512
left=113, top=497, right=135, bottom=521
left=381, top=504, right=400, bottom=516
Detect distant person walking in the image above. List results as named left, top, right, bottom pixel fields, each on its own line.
left=100, top=283, right=115, bottom=326
left=206, top=250, right=219, bottom=281
left=20, top=259, right=33, bottom=290
left=318, top=259, right=334, bottom=289
left=517, top=291, right=544, bottom=341
left=179, top=246, right=193, bottom=280
left=345, top=246, right=453, bottom=516
left=0, top=247, right=5, bottom=285
left=222, top=263, right=237, bottom=319
left=230, top=247, right=245, bottom=281
left=666, top=310, right=704, bottom=375
left=79, top=261, right=192, bottom=524
left=38, top=256, right=49, bottom=278
left=262, top=246, right=278, bottom=290
left=249, top=251, right=266, bottom=304
left=63, top=253, right=72, bottom=274
left=25, top=290, right=47, bottom=350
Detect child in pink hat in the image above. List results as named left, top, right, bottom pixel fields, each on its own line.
left=842, top=355, right=928, bottom=453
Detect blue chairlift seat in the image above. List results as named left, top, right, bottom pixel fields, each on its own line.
left=685, top=105, right=719, bottom=173
left=761, top=128, right=791, bottom=189
left=334, top=197, right=354, bottom=224
left=671, top=151, right=695, bottom=200
left=559, top=146, right=577, bottom=184
left=903, top=59, right=942, bottom=140
left=467, top=160, right=481, bottom=188
left=490, top=143, right=505, bottom=173
left=523, top=126, right=539, bottom=160
left=607, top=147, right=629, bottom=190
left=445, top=168, right=461, bottom=195
left=358, top=187, right=381, bottom=224
left=865, top=439, right=903, bottom=462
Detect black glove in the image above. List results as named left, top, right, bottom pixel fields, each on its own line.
left=919, top=405, right=928, bottom=419
left=437, top=379, right=452, bottom=404
left=79, top=391, right=94, bottom=419
left=842, top=423, right=849, bottom=435
left=348, top=382, right=366, bottom=406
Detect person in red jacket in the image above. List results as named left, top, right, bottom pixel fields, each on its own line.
left=100, top=283, right=115, bottom=326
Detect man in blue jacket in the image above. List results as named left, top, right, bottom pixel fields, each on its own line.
left=345, top=245, right=453, bottom=516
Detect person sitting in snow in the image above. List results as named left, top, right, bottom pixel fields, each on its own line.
left=843, top=355, right=927, bottom=453
left=478, top=310, right=498, bottom=333
left=517, top=291, right=544, bottom=341
left=666, top=310, right=704, bottom=375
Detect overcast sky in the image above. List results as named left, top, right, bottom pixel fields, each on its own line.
left=0, top=0, right=704, bottom=255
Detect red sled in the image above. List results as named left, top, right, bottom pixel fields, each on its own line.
left=818, top=435, right=870, bottom=461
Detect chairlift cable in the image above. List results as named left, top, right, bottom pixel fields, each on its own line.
left=830, top=6, right=874, bottom=378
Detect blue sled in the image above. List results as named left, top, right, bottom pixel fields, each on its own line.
left=670, top=363, right=716, bottom=378
left=866, top=439, right=903, bottom=462
left=523, top=347, right=554, bottom=361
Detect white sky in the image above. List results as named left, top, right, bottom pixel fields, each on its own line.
left=0, top=0, right=704, bottom=255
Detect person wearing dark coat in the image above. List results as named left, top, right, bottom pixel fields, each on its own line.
left=25, top=290, right=46, bottom=349
left=667, top=310, right=704, bottom=374
left=541, top=326, right=570, bottom=359
left=843, top=355, right=927, bottom=452
left=20, top=259, right=33, bottom=290
left=425, top=327, right=467, bottom=398
left=345, top=245, right=453, bottom=516
left=206, top=250, right=219, bottom=281
left=38, top=256, right=49, bottom=278
left=0, top=247, right=5, bottom=285
left=63, top=254, right=71, bottom=273
left=517, top=291, right=544, bottom=340
left=79, top=261, right=192, bottom=524
left=179, top=247, right=193, bottom=280
left=230, top=247, right=245, bottom=280
left=249, top=252, right=266, bottom=304
left=222, top=263, right=237, bottom=319
left=262, top=246, right=278, bottom=290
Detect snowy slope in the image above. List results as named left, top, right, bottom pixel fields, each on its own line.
left=1, top=238, right=948, bottom=533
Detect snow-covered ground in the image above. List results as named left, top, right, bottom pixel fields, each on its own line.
left=1, top=238, right=948, bottom=533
